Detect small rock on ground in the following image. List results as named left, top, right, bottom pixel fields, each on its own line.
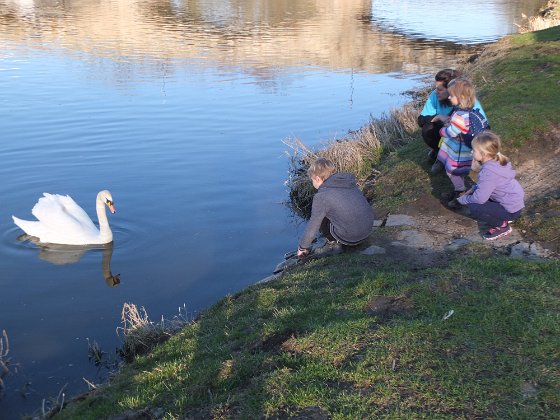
left=509, top=241, right=551, bottom=260
left=385, top=214, right=417, bottom=227
left=361, top=245, right=386, bottom=255
left=445, top=237, right=474, bottom=252
left=395, top=229, right=435, bottom=248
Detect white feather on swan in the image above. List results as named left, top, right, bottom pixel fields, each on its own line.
left=13, top=190, right=116, bottom=245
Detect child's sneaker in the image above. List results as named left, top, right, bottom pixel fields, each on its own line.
left=483, top=222, right=512, bottom=241
left=314, top=240, right=343, bottom=256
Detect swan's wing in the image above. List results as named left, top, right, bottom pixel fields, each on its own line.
left=31, top=193, right=98, bottom=237
left=51, top=194, right=97, bottom=228
left=12, top=216, right=45, bottom=238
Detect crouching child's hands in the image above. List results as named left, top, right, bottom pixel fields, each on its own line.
left=456, top=189, right=472, bottom=206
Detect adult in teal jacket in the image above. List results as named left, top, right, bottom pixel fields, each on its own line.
left=418, top=69, right=487, bottom=173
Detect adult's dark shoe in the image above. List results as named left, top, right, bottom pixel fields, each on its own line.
left=447, top=198, right=461, bottom=209
left=441, top=190, right=464, bottom=209
left=427, top=149, right=437, bottom=161
left=441, top=190, right=460, bottom=201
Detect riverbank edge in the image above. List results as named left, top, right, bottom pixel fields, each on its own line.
left=52, top=13, right=560, bottom=420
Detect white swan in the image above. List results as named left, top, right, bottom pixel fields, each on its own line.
left=12, top=190, right=116, bottom=245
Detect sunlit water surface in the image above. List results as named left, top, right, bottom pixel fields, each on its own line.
left=0, top=0, right=546, bottom=416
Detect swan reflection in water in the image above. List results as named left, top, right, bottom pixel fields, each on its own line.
left=17, top=234, right=121, bottom=287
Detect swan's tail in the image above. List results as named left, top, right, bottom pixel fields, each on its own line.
left=12, top=216, right=43, bottom=239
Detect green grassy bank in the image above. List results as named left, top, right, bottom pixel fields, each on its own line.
left=55, top=26, right=560, bottom=420
left=58, top=256, right=559, bottom=419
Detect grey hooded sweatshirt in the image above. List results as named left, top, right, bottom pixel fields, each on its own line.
left=299, top=172, right=374, bottom=249
left=457, top=160, right=524, bottom=212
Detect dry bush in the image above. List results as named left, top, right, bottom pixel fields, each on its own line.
left=519, top=15, right=560, bottom=32
left=119, top=302, right=151, bottom=334
left=117, top=303, right=188, bottom=362
left=516, top=4, right=560, bottom=33
left=284, top=104, right=420, bottom=216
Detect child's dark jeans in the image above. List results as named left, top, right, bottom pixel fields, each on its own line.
left=320, top=218, right=337, bottom=242
left=466, top=201, right=522, bottom=226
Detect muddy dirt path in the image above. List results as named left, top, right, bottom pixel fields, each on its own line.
left=359, top=194, right=554, bottom=268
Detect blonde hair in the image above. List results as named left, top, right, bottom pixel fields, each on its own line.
left=308, top=157, right=336, bottom=180
left=448, top=77, right=476, bottom=109
left=472, top=131, right=509, bottom=166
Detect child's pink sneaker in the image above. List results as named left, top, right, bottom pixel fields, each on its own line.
left=483, top=222, right=512, bottom=241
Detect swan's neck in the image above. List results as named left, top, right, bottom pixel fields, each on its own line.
left=96, top=200, right=113, bottom=242
left=102, top=245, right=120, bottom=287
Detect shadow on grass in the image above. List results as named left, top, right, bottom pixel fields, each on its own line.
left=530, top=24, right=560, bottom=42
left=371, top=137, right=458, bottom=211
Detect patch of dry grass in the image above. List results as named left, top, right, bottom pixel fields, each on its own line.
left=516, top=0, right=560, bottom=33
left=117, top=303, right=189, bottom=362
left=518, top=15, right=560, bottom=32
left=284, top=104, right=420, bottom=216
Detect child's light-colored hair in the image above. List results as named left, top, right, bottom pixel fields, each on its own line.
left=448, top=77, right=476, bottom=109
left=308, top=157, right=336, bottom=180
left=472, top=131, right=509, bottom=166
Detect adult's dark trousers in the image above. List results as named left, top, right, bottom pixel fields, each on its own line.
left=421, top=121, right=444, bottom=151
left=466, top=201, right=522, bottom=226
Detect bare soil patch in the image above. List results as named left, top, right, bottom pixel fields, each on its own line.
left=511, top=125, right=560, bottom=200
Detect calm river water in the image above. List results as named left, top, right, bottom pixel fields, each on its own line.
left=0, top=0, right=546, bottom=417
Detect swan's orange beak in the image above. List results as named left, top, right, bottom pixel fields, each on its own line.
left=107, top=201, right=116, bottom=214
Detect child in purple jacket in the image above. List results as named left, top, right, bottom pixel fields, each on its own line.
left=457, top=131, right=525, bottom=240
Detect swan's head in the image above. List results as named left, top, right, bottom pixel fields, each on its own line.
left=98, top=190, right=116, bottom=214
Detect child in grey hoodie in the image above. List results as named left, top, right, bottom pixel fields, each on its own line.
left=457, top=131, right=525, bottom=240
left=297, top=158, right=374, bottom=258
